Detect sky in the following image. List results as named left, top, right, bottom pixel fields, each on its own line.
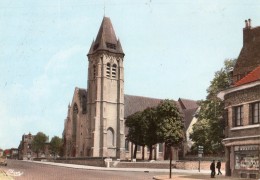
left=0, top=0, right=259, bottom=149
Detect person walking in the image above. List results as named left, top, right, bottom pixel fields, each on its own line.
left=216, top=160, right=222, bottom=175
left=210, top=160, right=216, bottom=178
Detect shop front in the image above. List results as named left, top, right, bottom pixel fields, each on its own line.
left=232, top=145, right=259, bottom=179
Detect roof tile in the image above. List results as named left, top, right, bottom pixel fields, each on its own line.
left=235, top=65, right=260, bottom=86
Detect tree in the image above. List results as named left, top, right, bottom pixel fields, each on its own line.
left=125, top=111, right=145, bottom=159
left=190, top=59, right=236, bottom=154
left=49, top=136, right=62, bottom=158
left=125, top=99, right=185, bottom=160
left=189, top=118, right=211, bottom=153
left=142, top=107, right=158, bottom=160
left=156, top=99, right=184, bottom=147
left=32, top=132, right=48, bottom=158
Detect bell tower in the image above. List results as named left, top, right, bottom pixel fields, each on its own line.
left=87, top=17, right=125, bottom=158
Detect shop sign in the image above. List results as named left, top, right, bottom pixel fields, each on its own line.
left=234, top=145, right=259, bottom=151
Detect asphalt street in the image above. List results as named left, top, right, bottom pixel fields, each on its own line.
left=0, top=159, right=253, bottom=180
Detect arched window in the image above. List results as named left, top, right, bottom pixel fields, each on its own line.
left=112, top=64, right=117, bottom=78
left=107, top=127, right=114, bottom=147
left=106, top=63, right=111, bottom=77
left=72, top=104, right=78, bottom=141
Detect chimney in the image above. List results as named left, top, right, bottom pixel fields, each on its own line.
left=248, top=18, right=251, bottom=28
left=245, top=20, right=248, bottom=28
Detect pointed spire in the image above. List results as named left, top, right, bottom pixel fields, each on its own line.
left=117, top=39, right=124, bottom=54
left=88, top=40, right=95, bottom=54
left=88, top=17, right=124, bottom=55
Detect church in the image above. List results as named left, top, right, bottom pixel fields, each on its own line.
left=62, top=16, right=199, bottom=160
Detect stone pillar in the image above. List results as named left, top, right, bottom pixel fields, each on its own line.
left=225, top=146, right=231, bottom=176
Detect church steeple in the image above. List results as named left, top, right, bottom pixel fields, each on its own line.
left=86, top=16, right=125, bottom=159
left=88, top=17, right=124, bottom=55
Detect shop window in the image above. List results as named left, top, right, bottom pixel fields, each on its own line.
left=234, top=106, right=243, bottom=126
left=234, top=145, right=259, bottom=170
left=251, top=102, right=260, bottom=124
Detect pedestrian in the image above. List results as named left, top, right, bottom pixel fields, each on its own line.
left=210, top=160, right=216, bottom=178
left=216, top=160, right=222, bottom=175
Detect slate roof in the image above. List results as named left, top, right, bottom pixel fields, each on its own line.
left=234, top=65, right=260, bottom=86
left=178, top=98, right=198, bottom=110
left=88, top=17, right=124, bottom=55
left=182, top=108, right=199, bottom=131
left=124, top=95, right=199, bottom=135
left=124, top=94, right=163, bottom=118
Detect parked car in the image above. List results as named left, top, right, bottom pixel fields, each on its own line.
left=0, top=157, right=7, bottom=166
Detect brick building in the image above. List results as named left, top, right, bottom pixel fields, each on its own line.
left=218, top=19, right=260, bottom=179
left=63, top=16, right=199, bottom=160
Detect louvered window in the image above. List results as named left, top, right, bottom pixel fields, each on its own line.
left=112, top=64, right=117, bottom=78
left=106, top=42, right=116, bottom=50
left=106, top=63, right=111, bottom=77
left=93, top=65, right=96, bottom=78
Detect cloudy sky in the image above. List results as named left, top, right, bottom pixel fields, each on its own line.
left=0, top=0, right=259, bottom=149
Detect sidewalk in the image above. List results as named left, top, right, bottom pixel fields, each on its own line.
left=153, top=174, right=248, bottom=180
left=0, top=169, right=13, bottom=180
left=25, top=160, right=210, bottom=174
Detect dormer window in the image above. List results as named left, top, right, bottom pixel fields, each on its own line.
left=106, top=42, right=116, bottom=50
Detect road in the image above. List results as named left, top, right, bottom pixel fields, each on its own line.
left=1, top=160, right=252, bottom=180
left=1, top=159, right=168, bottom=180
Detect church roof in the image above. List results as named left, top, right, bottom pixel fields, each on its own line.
left=182, top=108, right=199, bottom=131
left=124, top=95, right=199, bottom=135
left=88, top=17, right=124, bottom=55
left=124, top=95, right=163, bottom=118
left=234, top=65, right=260, bottom=86
left=178, top=98, right=198, bottom=110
